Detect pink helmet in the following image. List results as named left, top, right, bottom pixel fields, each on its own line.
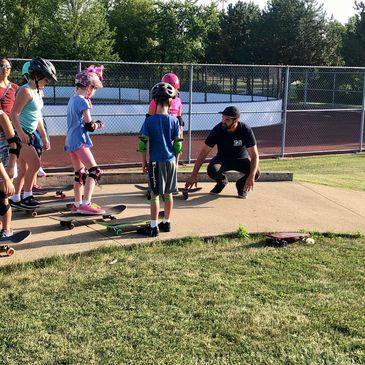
left=75, top=65, right=104, bottom=89
left=161, top=73, right=180, bottom=90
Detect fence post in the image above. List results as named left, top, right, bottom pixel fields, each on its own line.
left=187, top=64, right=194, bottom=163
left=360, top=71, right=365, bottom=152
left=281, top=67, right=290, bottom=158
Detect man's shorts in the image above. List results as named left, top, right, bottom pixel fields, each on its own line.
left=148, top=160, right=178, bottom=196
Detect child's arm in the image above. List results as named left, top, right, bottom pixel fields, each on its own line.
left=83, top=109, right=104, bottom=132
left=0, top=162, right=15, bottom=197
left=37, top=118, right=50, bottom=151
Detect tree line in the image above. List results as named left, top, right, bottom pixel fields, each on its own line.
left=1, top=0, right=365, bottom=66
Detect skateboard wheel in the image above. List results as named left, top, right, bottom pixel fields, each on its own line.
left=68, top=223, right=75, bottom=230
left=183, top=192, right=188, bottom=200
left=31, top=211, right=38, bottom=218
left=56, top=191, right=66, bottom=198
left=116, top=230, right=122, bottom=235
left=6, top=247, right=15, bottom=256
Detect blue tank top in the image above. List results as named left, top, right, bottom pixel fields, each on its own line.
left=19, top=84, right=43, bottom=134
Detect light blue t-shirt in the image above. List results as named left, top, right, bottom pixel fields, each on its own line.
left=64, top=95, right=93, bottom=152
left=139, top=114, right=180, bottom=162
left=19, top=84, right=43, bottom=134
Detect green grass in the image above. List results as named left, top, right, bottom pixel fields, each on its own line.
left=0, top=234, right=364, bottom=364
left=260, top=153, right=365, bottom=191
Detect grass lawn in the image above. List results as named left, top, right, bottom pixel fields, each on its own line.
left=0, top=233, right=364, bottom=365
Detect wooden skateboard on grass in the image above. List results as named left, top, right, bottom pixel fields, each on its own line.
left=51, top=204, right=127, bottom=230
left=265, top=232, right=314, bottom=247
left=0, top=230, right=31, bottom=256
left=134, top=184, right=202, bottom=200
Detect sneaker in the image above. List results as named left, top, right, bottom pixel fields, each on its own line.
left=209, top=181, right=227, bottom=195
left=9, top=198, right=22, bottom=208
left=158, top=221, right=171, bottom=232
left=136, top=225, right=159, bottom=237
left=235, top=180, right=248, bottom=199
left=20, top=195, right=40, bottom=209
left=37, top=167, right=47, bottom=177
left=77, top=203, right=106, bottom=215
left=0, top=229, right=13, bottom=238
left=70, top=204, right=78, bottom=212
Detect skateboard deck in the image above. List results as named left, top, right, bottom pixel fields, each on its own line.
left=11, top=197, right=75, bottom=217
left=0, top=230, right=32, bottom=256
left=51, top=204, right=127, bottom=229
left=265, top=232, right=312, bottom=247
left=134, top=184, right=202, bottom=200
left=33, top=184, right=73, bottom=198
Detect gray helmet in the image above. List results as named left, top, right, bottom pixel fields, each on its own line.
left=151, top=82, right=177, bottom=100
left=29, top=57, right=57, bottom=82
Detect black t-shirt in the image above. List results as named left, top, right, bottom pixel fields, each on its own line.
left=205, top=121, right=256, bottom=160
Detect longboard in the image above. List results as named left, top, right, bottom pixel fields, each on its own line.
left=134, top=184, right=202, bottom=200
left=11, top=197, right=75, bottom=217
left=0, top=230, right=32, bottom=256
left=265, top=232, right=313, bottom=247
left=33, top=184, right=73, bottom=198
left=51, top=204, right=127, bottom=229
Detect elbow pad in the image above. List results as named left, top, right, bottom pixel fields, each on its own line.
left=137, top=136, right=148, bottom=152
left=173, top=138, right=183, bottom=154
left=177, top=116, right=184, bottom=127
left=7, top=135, right=22, bottom=158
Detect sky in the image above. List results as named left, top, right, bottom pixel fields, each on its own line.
left=197, top=0, right=357, bottom=24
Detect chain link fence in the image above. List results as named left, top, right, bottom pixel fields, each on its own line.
left=8, top=59, right=365, bottom=170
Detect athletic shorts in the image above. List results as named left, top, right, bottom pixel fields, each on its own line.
left=148, top=160, right=178, bottom=195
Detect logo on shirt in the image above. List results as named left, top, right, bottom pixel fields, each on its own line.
left=233, top=140, right=243, bottom=147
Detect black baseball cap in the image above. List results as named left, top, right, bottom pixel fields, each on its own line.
left=218, top=106, right=240, bottom=118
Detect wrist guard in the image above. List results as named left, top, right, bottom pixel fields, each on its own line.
left=173, top=138, right=183, bottom=154
left=7, top=135, right=22, bottom=158
left=137, top=136, right=148, bottom=152
left=85, top=120, right=104, bottom=132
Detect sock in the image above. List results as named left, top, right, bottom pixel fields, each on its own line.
left=82, top=200, right=90, bottom=206
left=163, top=218, right=170, bottom=223
left=74, top=201, right=81, bottom=207
left=11, top=194, right=21, bottom=202
left=150, top=220, right=158, bottom=228
left=23, top=192, right=32, bottom=199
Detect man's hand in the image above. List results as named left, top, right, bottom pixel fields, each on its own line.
left=185, top=174, right=198, bottom=190
left=244, top=175, right=255, bottom=192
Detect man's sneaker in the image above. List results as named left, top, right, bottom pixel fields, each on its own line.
left=9, top=198, right=22, bottom=208
left=0, top=229, right=13, bottom=238
left=209, top=181, right=227, bottom=195
left=77, top=203, right=106, bottom=215
left=20, top=196, right=40, bottom=209
left=37, top=167, right=47, bottom=177
left=158, top=221, right=171, bottom=232
left=70, top=204, right=78, bottom=212
left=235, top=180, right=248, bottom=199
left=136, top=225, right=159, bottom=237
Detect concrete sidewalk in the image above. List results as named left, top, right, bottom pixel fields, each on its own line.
left=1, top=180, right=364, bottom=266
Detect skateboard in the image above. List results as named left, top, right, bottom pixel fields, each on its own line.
left=265, top=232, right=314, bottom=247
left=94, top=211, right=165, bottom=235
left=0, top=230, right=32, bottom=256
left=11, top=197, right=74, bottom=217
left=51, top=204, right=127, bottom=229
left=134, top=184, right=202, bottom=200
left=32, top=184, right=74, bottom=198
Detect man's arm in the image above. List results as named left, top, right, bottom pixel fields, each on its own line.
left=185, top=144, right=212, bottom=189
left=244, top=145, right=259, bottom=192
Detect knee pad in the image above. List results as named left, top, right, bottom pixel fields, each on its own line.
left=88, top=166, right=102, bottom=183
left=0, top=191, right=10, bottom=216
left=75, top=169, right=87, bottom=185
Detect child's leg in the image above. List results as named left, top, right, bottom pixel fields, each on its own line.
left=0, top=190, right=12, bottom=234
left=150, top=193, right=160, bottom=225
left=163, top=193, right=173, bottom=220
left=12, top=157, right=26, bottom=198
left=19, top=143, right=41, bottom=193
left=69, top=152, right=85, bottom=206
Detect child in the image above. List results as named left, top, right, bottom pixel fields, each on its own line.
left=147, top=73, right=184, bottom=163
left=0, top=110, right=21, bottom=237
left=65, top=65, right=105, bottom=215
left=137, top=82, right=181, bottom=237
left=10, top=57, right=56, bottom=209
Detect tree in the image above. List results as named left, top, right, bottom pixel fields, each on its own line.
left=342, top=1, right=365, bottom=66
left=108, top=0, right=156, bottom=61
left=257, top=0, right=341, bottom=65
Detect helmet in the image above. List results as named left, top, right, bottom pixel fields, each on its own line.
left=151, top=82, right=177, bottom=100
left=75, top=65, right=104, bottom=89
left=22, top=61, right=30, bottom=77
left=29, top=57, right=57, bottom=82
left=161, top=73, right=180, bottom=90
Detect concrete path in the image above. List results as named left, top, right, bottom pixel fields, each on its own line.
left=1, top=181, right=364, bottom=266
